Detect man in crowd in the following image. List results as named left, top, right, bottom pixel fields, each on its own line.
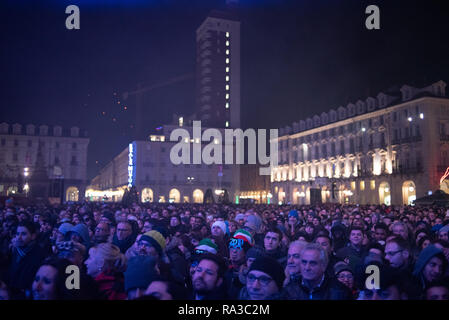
left=284, top=243, right=351, bottom=300
left=241, top=256, right=285, bottom=300
left=7, top=221, right=46, bottom=299
left=191, top=254, right=227, bottom=300
left=263, top=227, right=287, bottom=267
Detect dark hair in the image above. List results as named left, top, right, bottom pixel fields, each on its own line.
left=417, top=236, right=431, bottom=249
left=374, top=223, right=388, bottom=231
left=149, top=277, right=190, bottom=300
left=386, top=236, right=410, bottom=251
left=197, top=253, right=227, bottom=278
left=426, top=279, right=449, bottom=291
left=314, top=233, right=332, bottom=245
left=17, top=221, right=38, bottom=235
left=34, top=257, right=75, bottom=300
left=264, top=227, right=282, bottom=240
left=367, top=242, right=384, bottom=252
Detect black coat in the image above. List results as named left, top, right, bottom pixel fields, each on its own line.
left=7, top=242, right=46, bottom=299
left=283, top=275, right=352, bottom=300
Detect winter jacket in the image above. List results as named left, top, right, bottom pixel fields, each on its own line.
left=283, top=275, right=352, bottom=300
left=94, top=272, right=127, bottom=300
left=7, top=241, right=46, bottom=299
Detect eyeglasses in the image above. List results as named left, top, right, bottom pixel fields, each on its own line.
left=247, top=273, right=273, bottom=286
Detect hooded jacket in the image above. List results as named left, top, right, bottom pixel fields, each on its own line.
left=412, top=244, right=447, bottom=293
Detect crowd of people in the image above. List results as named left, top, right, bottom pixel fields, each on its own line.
left=1, top=198, right=449, bottom=300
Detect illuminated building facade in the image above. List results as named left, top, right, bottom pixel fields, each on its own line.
left=88, top=123, right=240, bottom=203
left=271, top=80, right=449, bottom=205
left=0, top=123, right=89, bottom=202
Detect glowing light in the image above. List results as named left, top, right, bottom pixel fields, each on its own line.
left=409, top=186, right=415, bottom=192
left=385, top=187, right=390, bottom=193
left=361, top=127, right=366, bottom=132
left=407, top=117, right=412, bottom=122
left=420, top=113, right=424, bottom=119
left=267, top=193, right=273, bottom=198
left=226, top=32, right=229, bottom=38
left=225, top=121, right=229, bottom=127
left=215, top=189, right=224, bottom=195
left=23, top=183, right=29, bottom=191
left=128, top=143, right=135, bottom=188
left=179, top=117, right=184, bottom=127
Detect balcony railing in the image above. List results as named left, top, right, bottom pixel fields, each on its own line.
left=440, top=134, right=449, bottom=141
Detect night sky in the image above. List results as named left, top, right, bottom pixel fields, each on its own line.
left=1, top=0, right=448, bottom=180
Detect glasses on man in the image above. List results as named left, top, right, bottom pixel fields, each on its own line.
left=247, top=273, right=273, bottom=286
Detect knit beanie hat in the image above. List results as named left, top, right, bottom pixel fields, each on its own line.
left=140, top=230, right=166, bottom=256
left=124, top=255, right=158, bottom=292
left=233, top=229, right=254, bottom=246
left=288, top=210, right=299, bottom=219
left=333, top=261, right=352, bottom=276
left=69, top=223, right=90, bottom=245
left=246, top=246, right=266, bottom=260
left=211, top=221, right=227, bottom=235
left=195, top=238, right=218, bottom=254
left=248, top=256, right=285, bottom=289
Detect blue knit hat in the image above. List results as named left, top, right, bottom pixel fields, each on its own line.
left=124, top=256, right=158, bottom=292
left=288, top=210, right=299, bottom=219
left=69, top=223, right=90, bottom=245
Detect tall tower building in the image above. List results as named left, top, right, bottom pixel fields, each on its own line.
left=196, top=10, right=241, bottom=129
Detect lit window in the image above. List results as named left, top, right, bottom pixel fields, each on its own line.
left=226, top=41, right=230, bottom=46
left=226, top=93, right=230, bottom=99
left=226, top=32, right=229, bottom=38
left=226, top=58, right=230, bottom=64
left=420, top=113, right=424, bottom=119
left=226, top=85, right=230, bottom=90
left=225, top=102, right=229, bottom=109
left=360, top=181, right=365, bottom=190
left=226, top=67, right=230, bottom=73
left=351, top=181, right=356, bottom=190
left=226, top=49, right=230, bottom=55
left=225, top=121, right=229, bottom=127
left=370, top=180, right=375, bottom=190
left=226, top=75, right=230, bottom=82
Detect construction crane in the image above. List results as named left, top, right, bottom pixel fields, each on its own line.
left=122, top=73, right=194, bottom=140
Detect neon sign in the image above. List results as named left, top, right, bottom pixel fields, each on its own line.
left=128, top=142, right=136, bottom=188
